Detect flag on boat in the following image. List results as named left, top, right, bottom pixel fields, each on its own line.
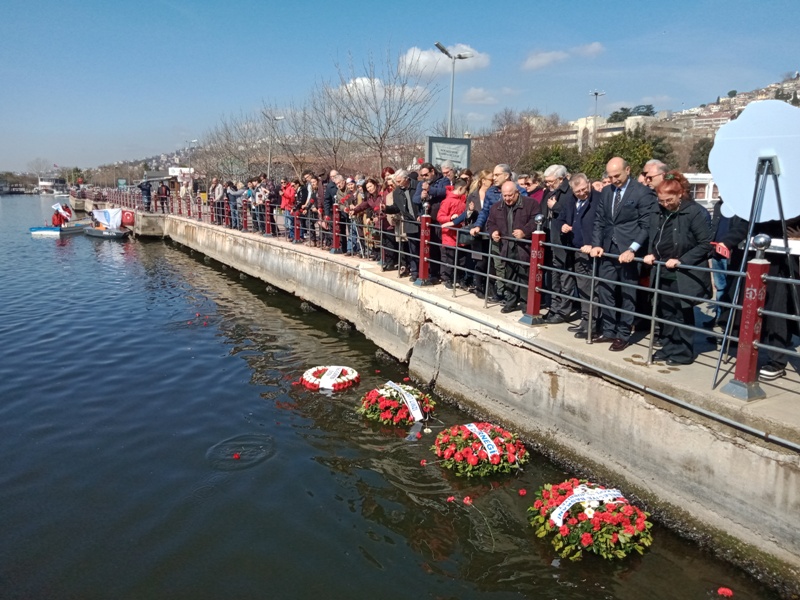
left=52, top=203, right=71, bottom=221
left=92, top=208, right=123, bottom=230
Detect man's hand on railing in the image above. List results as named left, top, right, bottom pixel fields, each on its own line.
left=618, top=250, right=635, bottom=264
left=512, top=229, right=525, bottom=239
left=587, top=246, right=603, bottom=258
left=469, top=226, right=481, bottom=237
left=491, top=230, right=501, bottom=242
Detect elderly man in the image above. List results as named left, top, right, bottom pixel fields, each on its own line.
left=413, top=163, right=449, bottom=281
left=555, top=173, right=601, bottom=338
left=440, top=160, right=456, bottom=186
left=583, top=157, right=657, bottom=351
left=210, top=177, right=224, bottom=225
left=641, top=159, right=668, bottom=190
left=384, top=169, right=421, bottom=280
left=485, top=181, right=542, bottom=313
left=467, top=164, right=527, bottom=300
left=542, top=164, right=574, bottom=323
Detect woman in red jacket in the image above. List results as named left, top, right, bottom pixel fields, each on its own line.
left=280, top=179, right=296, bottom=240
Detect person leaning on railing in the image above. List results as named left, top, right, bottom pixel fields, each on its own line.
left=642, top=171, right=712, bottom=366
left=485, top=181, right=543, bottom=314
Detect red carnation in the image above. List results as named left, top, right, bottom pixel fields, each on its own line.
left=559, top=525, right=570, bottom=537
left=580, top=533, right=593, bottom=547
left=518, top=489, right=527, bottom=497
left=463, top=496, right=473, bottom=506
left=717, top=588, right=733, bottom=598
left=446, top=496, right=455, bottom=503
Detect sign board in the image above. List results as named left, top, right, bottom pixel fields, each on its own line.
left=426, top=136, right=472, bottom=170
left=116, top=178, right=127, bottom=189
left=168, top=167, right=195, bottom=176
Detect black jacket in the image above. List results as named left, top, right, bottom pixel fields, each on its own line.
left=592, top=178, right=657, bottom=253
left=647, top=199, right=712, bottom=300
left=555, top=189, right=600, bottom=249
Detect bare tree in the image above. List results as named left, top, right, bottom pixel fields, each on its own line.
left=325, top=50, right=440, bottom=172
left=263, top=101, right=317, bottom=179
left=307, top=81, right=352, bottom=172
left=429, top=114, right=470, bottom=139
left=27, top=157, right=52, bottom=176
left=472, top=108, right=564, bottom=171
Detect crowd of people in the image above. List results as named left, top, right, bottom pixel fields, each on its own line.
left=194, top=156, right=797, bottom=380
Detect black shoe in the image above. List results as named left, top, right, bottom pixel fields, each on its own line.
left=383, top=263, right=397, bottom=271
left=592, top=335, right=616, bottom=344
left=501, top=301, right=521, bottom=314
left=653, top=338, right=664, bottom=349
left=574, top=329, right=601, bottom=340
left=474, top=289, right=485, bottom=299
left=545, top=313, right=565, bottom=324
left=667, top=358, right=692, bottom=366
left=652, top=350, right=669, bottom=362
left=759, top=364, right=786, bottom=380
left=444, top=281, right=454, bottom=289
left=491, top=294, right=504, bottom=302
left=609, top=338, right=630, bottom=352
left=567, top=324, right=584, bottom=332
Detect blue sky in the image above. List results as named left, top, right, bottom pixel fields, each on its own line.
left=1, top=0, right=797, bottom=172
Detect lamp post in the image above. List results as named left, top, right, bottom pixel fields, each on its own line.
left=589, top=90, right=605, bottom=150
left=266, top=115, right=284, bottom=180
left=435, top=42, right=472, bottom=138
left=185, top=139, right=198, bottom=198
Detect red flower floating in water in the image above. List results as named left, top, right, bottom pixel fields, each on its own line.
left=419, top=459, right=427, bottom=467
left=375, top=369, right=380, bottom=373
left=518, top=488, right=527, bottom=496
left=717, top=588, right=734, bottom=598
left=463, top=496, right=473, bottom=506
left=403, top=377, right=410, bottom=382
left=415, top=432, right=422, bottom=439
left=233, top=453, right=241, bottom=460
left=446, top=496, right=455, bottom=503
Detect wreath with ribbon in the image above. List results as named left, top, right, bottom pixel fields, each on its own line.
left=300, top=366, right=360, bottom=391
left=528, top=479, right=653, bottom=560
left=430, top=422, right=529, bottom=477
left=357, top=382, right=435, bottom=426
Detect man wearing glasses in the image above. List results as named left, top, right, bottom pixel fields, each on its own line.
left=413, top=163, right=449, bottom=282
left=641, top=159, right=668, bottom=190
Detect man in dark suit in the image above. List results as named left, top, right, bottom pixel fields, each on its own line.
left=556, top=173, right=600, bottom=338
left=582, top=157, right=657, bottom=351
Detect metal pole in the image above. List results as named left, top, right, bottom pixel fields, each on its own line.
left=267, top=129, right=274, bottom=180
left=447, top=57, right=455, bottom=138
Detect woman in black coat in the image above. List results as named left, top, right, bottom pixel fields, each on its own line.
left=643, top=171, right=712, bottom=365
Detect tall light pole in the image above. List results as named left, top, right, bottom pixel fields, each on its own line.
left=435, top=42, right=472, bottom=138
left=589, top=91, right=606, bottom=150
left=266, top=115, right=284, bottom=180
left=185, top=139, right=197, bottom=196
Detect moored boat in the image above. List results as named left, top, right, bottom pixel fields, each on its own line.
left=85, top=208, right=131, bottom=240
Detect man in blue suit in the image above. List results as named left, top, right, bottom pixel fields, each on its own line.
left=582, top=157, right=657, bottom=351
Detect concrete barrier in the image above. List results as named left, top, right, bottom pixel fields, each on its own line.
left=164, top=216, right=800, bottom=594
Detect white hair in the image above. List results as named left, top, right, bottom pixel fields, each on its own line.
left=544, top=164, right=567, bottom=179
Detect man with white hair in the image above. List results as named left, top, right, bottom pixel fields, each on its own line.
left=384, top=169, right=421, bottom=280
left=542, top=164, right=574, bottom=323
left=640, top=159, right=668, bottom=190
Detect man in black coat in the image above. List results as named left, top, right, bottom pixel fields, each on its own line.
left=385, top=169, right=420, bottom=280
left=542, top=164, right=574, bottom=323
left=556, top=173, right=600, bottom=338
left=486, top=181, right=542, bottom=313
left=584, top=157, right=657, bottom=351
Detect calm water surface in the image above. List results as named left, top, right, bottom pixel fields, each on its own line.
left=0, top=196, right=777, bottom=599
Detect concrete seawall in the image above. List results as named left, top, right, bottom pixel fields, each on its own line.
left=163, top=215, right=800, bottom=594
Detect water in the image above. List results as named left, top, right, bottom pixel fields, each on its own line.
left=0, top=195, right=778, bottom=599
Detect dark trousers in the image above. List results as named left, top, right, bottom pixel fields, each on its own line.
left=574, top=253, right=599, bottom=328
left=549, top=245, right=575, bottom=317
left=596, top=254, right=640, bottom=341
left=214, top=201, right=225, bottom=225
left=266, top=205, right=278, bottom=235
left=398, top=235, right=419, bottom=276
left=302, top=212, right=317, bottom=241
left=658, top=276, right=696, bottom=364
left=441, top=245, right=472, bottom=284
left=380, top=227, right=397, bottom=266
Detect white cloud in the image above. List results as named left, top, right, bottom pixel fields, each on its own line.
left=400, top=43, right=490, bottom=78
left=572, top=42, right=605, bottom=58
left=522, top=50, right=569, bottom=71
left=522, top=42, right=605, bottom=71
left=464, top=87, right=498, bottom=105
left=500, top=87, right=520, bottom=96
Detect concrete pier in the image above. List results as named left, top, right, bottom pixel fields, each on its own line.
left=162, top=215, right=799, bottom=594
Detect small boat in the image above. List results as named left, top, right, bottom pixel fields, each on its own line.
left=84, top=226, right=131, bottom=240
left=85, top=208, right=131, bottom=240
left=29, top=218, right=92, bottom=238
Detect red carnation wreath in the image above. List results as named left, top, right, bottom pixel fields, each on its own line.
left=357, top=382, right=435, bottom=426
left=431, top=422, right=529, bottom=477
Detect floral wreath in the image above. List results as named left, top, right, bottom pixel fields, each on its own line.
left=300, top=366, right=360, bottom=391
left=357, top=382, right=435, bottom=426
left=430, top=423, right=529, bottom=477
left=528, top=478, right=653, bottom=560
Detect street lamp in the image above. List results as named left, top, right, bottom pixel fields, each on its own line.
left=435, top=42, right=472, bottom=138
left=266, top=115, right=284, bottom=180
left=185, top=139, right=198, bottom=197
left=589, top=91, right=605, bottom=150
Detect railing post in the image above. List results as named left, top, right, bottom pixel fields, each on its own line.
left=242, top=199, right=249, bottom=231
left=196, top=195, right=202, bottom=221
left=265, top=205, right=272, bottom=236
left=186, top=193, right=192, bottom=218
left=330, top=206, right=341, bottom=254
left=722, top=234, right=770, bottom=401
left=415, top=202, right=431, bottom=286
left=520, top=214, right=546, bottom=325
left=293, top=210, right=301, bottom=242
